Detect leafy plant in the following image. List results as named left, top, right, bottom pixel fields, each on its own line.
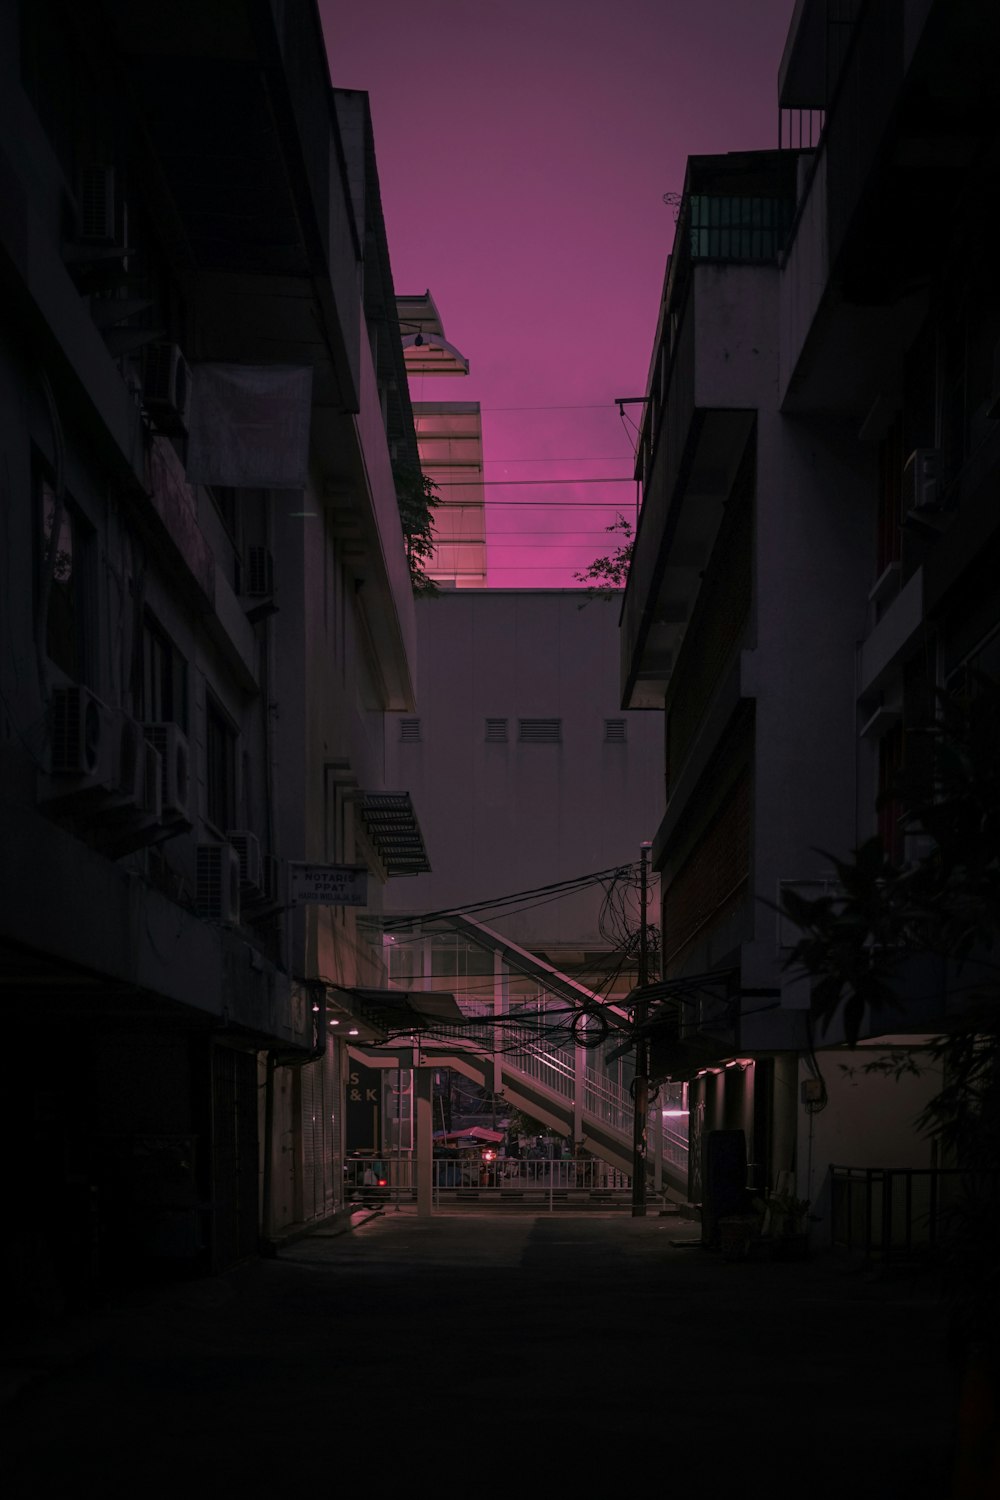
left=393, top=464, right=440, bottom=596
left=781, top=672, right=1000, bottom=1339
left=574, top=513, right=634, bottom=599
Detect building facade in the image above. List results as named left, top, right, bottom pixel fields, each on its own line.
left=0, top=1, right=426, bottom=1305
left=621, top=0, right=1000, bottom=1239
left=397, top=291, right=487, bottom=587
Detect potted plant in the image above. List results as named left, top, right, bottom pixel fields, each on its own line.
left=755, top=1191, right=813, bottom=1258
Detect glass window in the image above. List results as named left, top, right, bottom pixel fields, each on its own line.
left=140, top=614, right=188, bottom=730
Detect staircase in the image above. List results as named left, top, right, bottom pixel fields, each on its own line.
left=416, top=1027, right=689, bottom=1199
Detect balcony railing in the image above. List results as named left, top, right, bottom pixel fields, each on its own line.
left=686, top=195, right=795, bottom=263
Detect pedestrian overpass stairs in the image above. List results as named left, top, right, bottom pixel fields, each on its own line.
left=359, top=910, right=690, bottom=1202
left=417, top=1030, right=689, bottom=1200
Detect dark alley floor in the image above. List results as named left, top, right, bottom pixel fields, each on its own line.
left=1, top=1209, right=956, bottom=1496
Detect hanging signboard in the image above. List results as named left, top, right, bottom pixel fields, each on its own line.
left=289, top=863, right=368, bottom=907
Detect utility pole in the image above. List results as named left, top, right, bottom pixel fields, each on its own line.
left=632, top=841, right=652, bottom=1216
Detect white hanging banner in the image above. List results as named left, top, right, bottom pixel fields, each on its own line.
left=186, top=363, right=313, bottom=488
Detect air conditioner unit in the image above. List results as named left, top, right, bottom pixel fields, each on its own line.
left=142, top=342, right=192, bottom=434
left=46, top=685, right=116, bottom=790
left=103, top=712, right=146, bottom=813
left=97, top=719, right=163, bottom=849
left=79, top=165, right=118, bottom=243
left=227, top=829, right=263, bottom=895
left=902, top=448, right=942, bottom=513
left=196, top=843, right=241, bottom=926
left=242, top=546, right=274, bottom=599
left=143, top=722, right=192, bottom=825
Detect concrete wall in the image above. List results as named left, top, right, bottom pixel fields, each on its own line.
left=741, top=411, right=875, bottom=1011
left=384, top=590, right=662, bottom=960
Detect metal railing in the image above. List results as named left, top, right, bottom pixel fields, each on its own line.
left=829, top=1165, right=999, bottom=1264
left=346, top=1155, right=635, bottom=1211
left=391, top=989, right=689, bottom=1183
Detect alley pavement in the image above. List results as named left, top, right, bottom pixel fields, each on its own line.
left=2, top=1208, right=956, bottom=1496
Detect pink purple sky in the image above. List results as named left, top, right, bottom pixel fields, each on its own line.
left=319, top=0, right=797, bottom=587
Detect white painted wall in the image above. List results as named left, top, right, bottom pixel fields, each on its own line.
left=384, top=590, right=662, bottom=958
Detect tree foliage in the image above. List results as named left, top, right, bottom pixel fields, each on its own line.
left=393, top=464, right=440, bottom=596
left=573, top=513, right=634, bottom=598
left=781, top=673, right=1000, bottom=1339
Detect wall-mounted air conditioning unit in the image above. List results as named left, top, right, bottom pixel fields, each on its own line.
left=102, top=712, right=146, bottom=813
left=196, top=843, right=241, bottom=927
left=227, top=829, right=263, bottom=896
left=143, top=722, right=192, bottom=826
left=902, top=448, right=942, bottom=514
left=242, top=546, right=274, bottom=599
left=79, top=165, right=118, bottom=243
left=42, top=686, right=116, bottom=799
left=98, top=716, right=164, bottom=847
left=142, top=342, right=192, bottom=434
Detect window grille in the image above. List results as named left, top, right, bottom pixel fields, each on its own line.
left=518, top=718, right=561, bottom=744
left=605, top=718, right=627, bottom=743
left=399, top=718, right=421, bottom=743
left=485, top=718, right=508, bottom=742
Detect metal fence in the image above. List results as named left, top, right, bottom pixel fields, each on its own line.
left=346, top=1155, right=635, bottom=1210
left=829, top=1165, right=998, bottom=1265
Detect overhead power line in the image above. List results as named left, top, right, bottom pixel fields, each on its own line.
left=384, top=863, right=642, bottom=934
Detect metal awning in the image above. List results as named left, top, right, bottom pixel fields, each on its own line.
left=332, top=986, right=464, bottom=1027
left=358, top=792, right=431, bottom=876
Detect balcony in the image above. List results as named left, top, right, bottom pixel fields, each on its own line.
left=622, top=161, right=793, bottom=709
left=778, top=0, right=999, bottom=413
left=109, top=0, right=361, bottom=413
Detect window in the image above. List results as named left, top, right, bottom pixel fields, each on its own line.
left=518, top=718, right=561, bottom=744
left=205, top=695, right=238, bottom=831
left=38, top=473, right=92, bottom=682
left=605, top=719, right=627, bottom=743
left=485, top=718, right=508, bottom=743
left=140, top=613, right=188, bottom=730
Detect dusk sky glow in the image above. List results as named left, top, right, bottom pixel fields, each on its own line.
left=320, top=0, right=797, bottom=586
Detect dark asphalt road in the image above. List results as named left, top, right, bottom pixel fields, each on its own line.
left=2, top=1210, right=956, bottom=1496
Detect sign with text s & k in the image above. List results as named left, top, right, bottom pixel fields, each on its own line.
left=289, top=863, right=368, bottom=907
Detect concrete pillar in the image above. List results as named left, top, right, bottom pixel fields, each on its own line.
left=415, top=1065, right=433, bottom=1217
left=573, top=1042, right=585, bottom=1145
left=652, top=1097, right=663, bottom=1192
left=771, top=1052, right=799, bottom=1188
left=492, top=951, right=506, bottom=1095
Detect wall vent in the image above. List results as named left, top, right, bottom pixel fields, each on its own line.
left=604, top=718, right=627, bottom=743
left=518, top=718, right=561, bottom=744
left=485, top=718, right=508, bottom=743
left=399, top=718, right=421, bottom=743
left=243, top=545, right=274, bottom=598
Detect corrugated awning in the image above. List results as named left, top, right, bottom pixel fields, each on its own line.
left=359, top=792, right=431, bottom=876
left=332, top=986, right=464, bottom=1027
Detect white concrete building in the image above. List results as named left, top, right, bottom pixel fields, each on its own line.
left=623, top=0, right=1000, bottom=1251
left=385, top=590, right=662, bottom=988
left=0, top=1, right=426, bottom=1299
